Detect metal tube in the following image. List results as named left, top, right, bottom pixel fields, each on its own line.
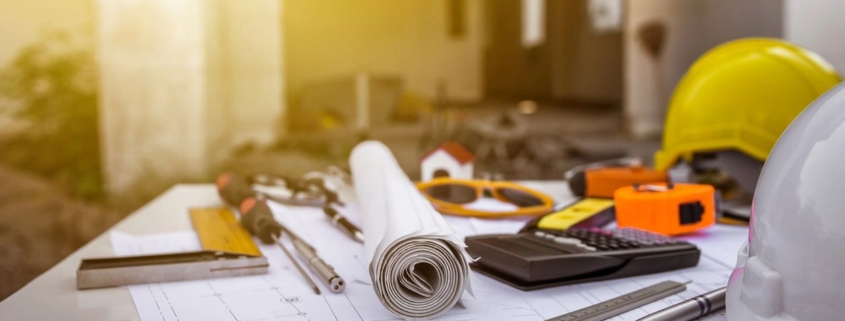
left=271, top=234, right=320, bottom=295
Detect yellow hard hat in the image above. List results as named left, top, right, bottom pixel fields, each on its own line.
left=655, top=38, right=841, bottom=170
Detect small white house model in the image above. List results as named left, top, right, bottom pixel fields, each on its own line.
left=420, top=141, right=476, bottom=181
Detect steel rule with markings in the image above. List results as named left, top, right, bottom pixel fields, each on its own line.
left=545, top=280, right=689, bottom=321
left=76, top=207, right=268, bottom=290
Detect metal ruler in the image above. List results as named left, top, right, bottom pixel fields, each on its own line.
left=189, top=207, right=263, bottom=256
left=77, top=207, right=267, bottom=290
left=77, top=251, right=268, bottom=290
left=546, top=280, right=688, bottom=321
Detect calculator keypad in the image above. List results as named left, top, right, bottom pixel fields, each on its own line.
left=466, top=227, right=701, bottom=289
left=534, top=228, right=687, bottom=252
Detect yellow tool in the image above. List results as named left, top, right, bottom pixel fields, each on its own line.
left=189, top=207, right=263, bottom=256
left=537, top=198, right=615, bottom=230
left=519, top=198, right=615, bottom=233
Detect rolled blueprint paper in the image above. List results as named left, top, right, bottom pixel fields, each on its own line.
left=350, top=141, right=473, bottom=320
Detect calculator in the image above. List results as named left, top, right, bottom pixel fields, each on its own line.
left=465, top=228, right=700, bottom=290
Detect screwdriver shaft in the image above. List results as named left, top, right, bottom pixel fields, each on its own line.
left=271, top=234, right=320, bottom=295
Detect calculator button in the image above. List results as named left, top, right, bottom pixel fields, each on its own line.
left=554, top=237, right=581, bottom=245
left=535, top=231, right=546, bottom=237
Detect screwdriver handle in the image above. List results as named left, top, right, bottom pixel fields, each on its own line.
left=216, top=173, right=284, bottom=244
left=238, top=197, right=283, bottom=244
left=216, top=173, right=256, bottom=207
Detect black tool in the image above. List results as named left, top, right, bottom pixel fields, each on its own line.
left=216, top=173, right=256, bottom=206
left=465, top=228, right=700, bottom=290
left=238, top=197, right=322, bottom=294
left=240, top=198, right=345, bottom=293
left=216, top=173, right=345, bottom=294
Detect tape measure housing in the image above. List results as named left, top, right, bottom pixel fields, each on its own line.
left=614, top=183, right=715, bottom=235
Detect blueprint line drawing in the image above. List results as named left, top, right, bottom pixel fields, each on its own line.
left=110, top=204, right=740, bottom=321
left=111, top=230, right=732, bottom=321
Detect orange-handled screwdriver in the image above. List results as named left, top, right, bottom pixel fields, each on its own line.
left=216, top=173, right=345, bottom=294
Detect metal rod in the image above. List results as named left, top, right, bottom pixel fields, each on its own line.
left=271, top=234, right=320, bottom=295
left=292, top=238, right=345, bottom=293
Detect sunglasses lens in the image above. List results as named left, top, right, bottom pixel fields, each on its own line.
left=496, top=188, right=544, bottom=207
left=426, top=184, right=477, bottom=204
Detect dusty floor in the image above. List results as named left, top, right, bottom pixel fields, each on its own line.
left=0, top=165, right=121, bottom=300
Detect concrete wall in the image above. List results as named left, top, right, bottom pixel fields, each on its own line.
left=285, top=0, right=485, bottom=102
left=0, top=0, right=94, bottom=65
left=98, top=0, right=210, bottom=195
left=0, top=0, right=94, bottom=135
left=205, top=0, right=285, bottom=161
left=97, top=0, right=284, bottom=196
left=785, top=0, right=845, bottom=72
left=624, top=0, right=783, bottom=138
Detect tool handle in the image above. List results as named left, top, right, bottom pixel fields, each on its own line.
left=239, top=197, right=311, bottom=248
left=216, top=173, right=256, bottom=207
left=217, top=172, right=280, bottom=243
left=239, top=197, right=283, bottom=244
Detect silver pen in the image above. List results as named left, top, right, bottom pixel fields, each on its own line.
left=637, top=286, right=726, bottom=321
left=322, top=206, right=364, bottom=243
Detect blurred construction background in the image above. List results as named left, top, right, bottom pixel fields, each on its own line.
left=1, top=0, right=843, bottom=299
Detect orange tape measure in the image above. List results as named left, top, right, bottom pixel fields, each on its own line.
left=614, top=183, right=715, bottom=236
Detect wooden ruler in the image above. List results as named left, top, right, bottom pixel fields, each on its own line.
left=189, top=207, right=263, bottom=256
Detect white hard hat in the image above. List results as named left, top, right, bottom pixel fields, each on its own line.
left=726, top=83, right=845, bottom=320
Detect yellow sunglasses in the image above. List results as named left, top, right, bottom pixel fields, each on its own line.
left=416, top=178, right=555, bottom=218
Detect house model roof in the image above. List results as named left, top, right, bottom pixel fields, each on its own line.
left=421, top=141, right=476, bottom=164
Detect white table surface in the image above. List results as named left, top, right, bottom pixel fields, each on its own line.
left=0, top=182, right=744, bottom=320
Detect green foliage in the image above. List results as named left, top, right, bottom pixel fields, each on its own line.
left=0, top=31, right=102, bottom=200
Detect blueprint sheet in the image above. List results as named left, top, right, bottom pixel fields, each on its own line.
left=111, top=202, right=745, bottom=321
